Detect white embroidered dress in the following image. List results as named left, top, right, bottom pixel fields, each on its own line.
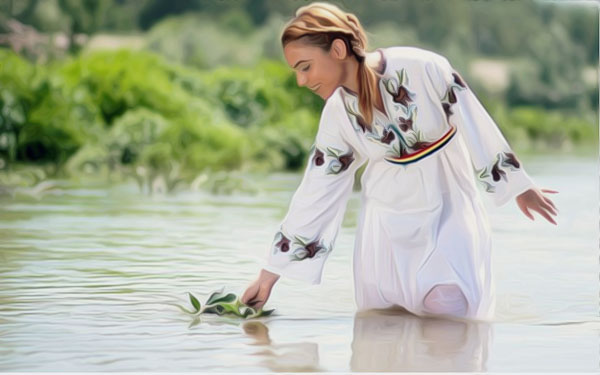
left=263, top=47, right=536, bottom=320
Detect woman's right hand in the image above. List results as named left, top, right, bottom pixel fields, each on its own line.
left=241, top=269, right=280, bottom=310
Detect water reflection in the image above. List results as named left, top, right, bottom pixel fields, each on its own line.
left=243, top=321, right=322, bottom=372
left=350, top=308, right=492, bottom=372
left=242, top=308, right=492, bottom=373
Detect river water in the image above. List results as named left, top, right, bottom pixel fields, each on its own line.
left=0, top=155, right=598, bottom=372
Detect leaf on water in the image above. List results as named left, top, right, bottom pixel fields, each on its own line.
left=206, top=291, right=237, bottom=305
left=205, top=302, right=239, bottom=316
left=260, top=309, right=275, bottom=317
left=241, top=306, right=256, bottom=318
left=183, top=290, right=276, bottom=321
left=189, top=292, right=201, bottom=312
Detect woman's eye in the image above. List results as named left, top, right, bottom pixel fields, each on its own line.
left=302, top=65, right=310, bottom=72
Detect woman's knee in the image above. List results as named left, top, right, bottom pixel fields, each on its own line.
left=422, top=284, right=468, bottom=317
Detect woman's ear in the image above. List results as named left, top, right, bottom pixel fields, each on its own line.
left=330, top=38, right=349, bottom=60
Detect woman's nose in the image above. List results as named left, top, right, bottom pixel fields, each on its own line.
left=296, top=73, right=307, bottom=87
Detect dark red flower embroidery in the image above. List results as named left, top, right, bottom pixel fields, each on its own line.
left=275, top=234, right=290, bottom=252
left=313, top=148, right=324, bottom=166
left=355, top=114, right=369, bottom=132
left=448, top=88, right=457, bottom=104
left=380, top=128, right=395, bottom=144
left=411, top=141, right=433, bottom=150
left=304, top=240, right=322, bottom=258
left=390, top=85, right=412, bottom=107
left=398, top=116, right=413, bottom=132
left=442, top=102, right=453, bottom=119
left=383, top=69, right=413, bottom=108
left=503, top=152, right=520, bottom=169
left=441, top=72, right=467, bottom=123
left=338, top=151, right=355, bottom=172
left=453, top=72, right=466, bottom=88
left=491, top=160, right=506, bottom=182
left=343, top=99, right=370, bottom=133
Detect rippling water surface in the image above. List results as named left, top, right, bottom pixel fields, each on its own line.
left=0, top=155, right=598, bottom=372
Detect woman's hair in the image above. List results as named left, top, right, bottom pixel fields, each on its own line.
left=281, top=2, right=379, bottom=129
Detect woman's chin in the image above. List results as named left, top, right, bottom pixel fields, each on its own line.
left=319, top=89, right=332, bottom=100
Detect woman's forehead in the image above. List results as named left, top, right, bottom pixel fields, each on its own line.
left=284, top=42, right=324, bottom=67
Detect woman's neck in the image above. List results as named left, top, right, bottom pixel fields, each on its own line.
left=340, top=58, right=361, bottom=94
left=341, top=51, right=383, bottom=95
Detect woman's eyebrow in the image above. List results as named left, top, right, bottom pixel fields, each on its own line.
left=293, top=59, right=311, bottom=68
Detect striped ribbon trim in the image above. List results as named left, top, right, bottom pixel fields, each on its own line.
left=385, top=126, right=457, bottom=165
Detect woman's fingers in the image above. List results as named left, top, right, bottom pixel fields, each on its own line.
left=241, top=284, right=259, bottom=305
left=541, top=189, right=559, bottom=194
left=519, top=204, right=535, bottom=221
left=542, top=195, right=558, bottom=212
left=242, top=285, right=270, bottom=310
left=247, top=298, right=264, bottom=309
left=530, top=204, right=557, bottom=225
left=539, top=200, right=558, bottom=216
left=250, top=300, right=265, bottom=310
left=248, top=289, right=268, bottom=309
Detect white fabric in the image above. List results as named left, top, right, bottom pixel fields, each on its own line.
left=423, top=284, right=468, bottom=317
left=263, top=47, right=536, bottom=320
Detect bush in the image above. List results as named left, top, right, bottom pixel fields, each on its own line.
left=0, top=47, right=596, bottom=190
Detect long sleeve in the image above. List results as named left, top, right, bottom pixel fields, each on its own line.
left=263, top=99, right=365, bottom=284
left=427, top=56, right=536, bottom=206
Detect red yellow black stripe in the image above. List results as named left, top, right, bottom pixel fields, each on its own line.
left=385, top=126, right=456, bottom=165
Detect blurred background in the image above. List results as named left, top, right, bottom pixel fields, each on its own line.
left=0, top=0, right=597, bottom=192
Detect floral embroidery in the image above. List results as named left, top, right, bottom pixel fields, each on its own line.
left=313, top=148, right=325, bottom=166
left=491, top=159, right=507, bottom=182
left=397, top=104, right=417, bottom=133
left=476, top=152, right=522, bottom=192
left=441, top=71, right=467, bottom=123
left=343, top=101, right=369, bottom=133
left=383, top=68, right=414, bottom=109
left=324, top=146, right=354, bottom=174
left=452, top=72, right=466, bottom=89
left=502, top=152, right=520, bottom=169
left=311, top=146, right=354, bottom=174
left=380, top=127, right=395, bottom=144
left=274, top=232, right=290, bottom=252
left=342, top=67, right=454, bottom=165
left=272, top=231, right=331, bottom=261
left=407, top=130, right=433, bottom=150
left=398, top=115, right=413, bottom=132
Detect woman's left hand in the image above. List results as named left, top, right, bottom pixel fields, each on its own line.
left=516, top=188, right=559, bottom=225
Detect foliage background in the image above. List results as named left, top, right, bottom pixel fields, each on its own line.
left=0, top=0, right=597, bottom=191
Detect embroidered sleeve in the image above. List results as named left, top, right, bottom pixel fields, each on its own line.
left=263, top=99, right=365, bottom=284
left=427, top=57, right=536, bottom=206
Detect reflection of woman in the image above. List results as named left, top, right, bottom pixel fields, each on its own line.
left=242, top=2, right=558, bottom=320
left=350, top=310, right=492, bottom=372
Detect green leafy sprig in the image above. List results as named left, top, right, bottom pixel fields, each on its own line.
left=177, top=290, right=275, bottom=319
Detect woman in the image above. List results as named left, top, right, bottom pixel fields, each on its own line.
left=241, top=2, right=558, bottom=320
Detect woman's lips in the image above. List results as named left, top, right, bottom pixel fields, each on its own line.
left=310, top=84, right=321, bottom=92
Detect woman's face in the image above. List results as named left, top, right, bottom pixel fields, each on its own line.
left=283, top=39, right=348, bottom=100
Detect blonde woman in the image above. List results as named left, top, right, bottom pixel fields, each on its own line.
left=241, top=2, right=558, bottom=320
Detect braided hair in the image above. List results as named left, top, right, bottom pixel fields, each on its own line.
left=281, top=2, right=380, bottom=130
